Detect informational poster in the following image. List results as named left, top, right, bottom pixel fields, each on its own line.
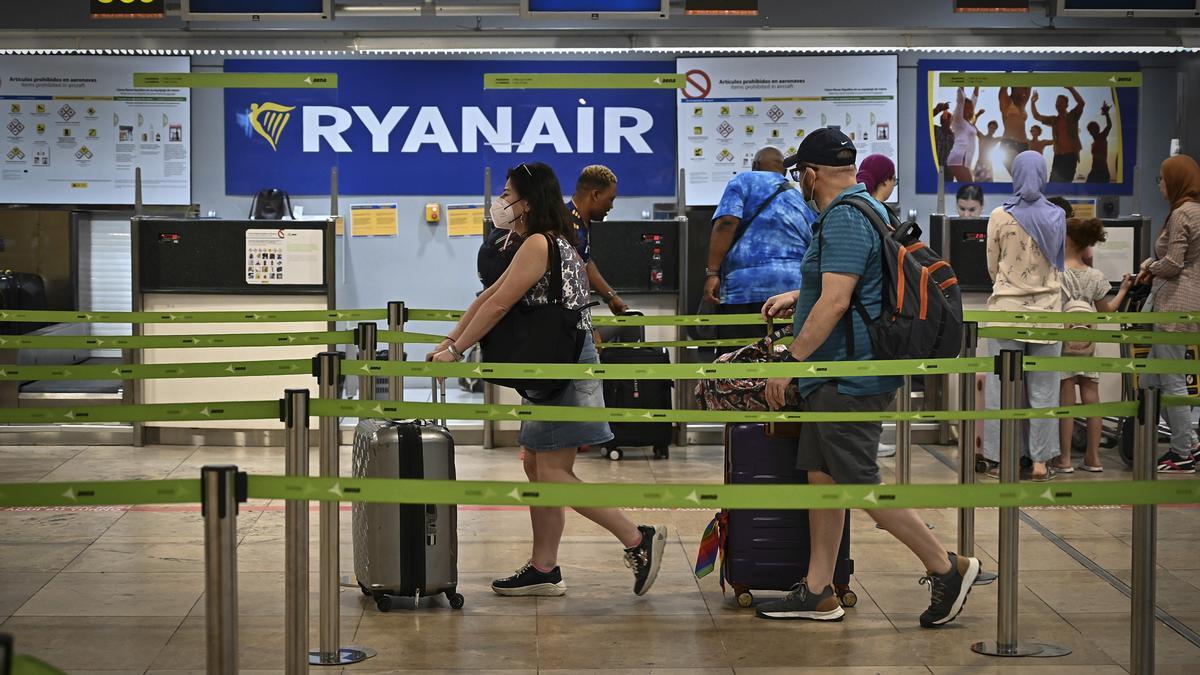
left=349, top=203, right=399, bottom=237
left=447, top=204, right=484, bottom=237
left=916, top=59, right=1140, bottom=196
left=676, top=56, right=898, bottom=206
left=245, top=228, right=323, bottom=285
left=1065, top=197, right=1097, bottom=219
left=0, top=55, right=190, bottom=205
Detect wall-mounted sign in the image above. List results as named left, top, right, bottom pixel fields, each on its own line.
left=349, top=203, right=399, bottom=237
left=91, top=0, right=165, bottom=19
left=0, top=55, right=190, bottom=205
left=447, top=204, right=485, bottom=237
left=677, top=55, right=898, bottom=206
left=224, top=59, right=677, bottom=197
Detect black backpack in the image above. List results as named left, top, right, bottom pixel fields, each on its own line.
left=249, top=188, right=293, bottom=220
left=819, top=195, right=963, bottom=360
left=477, top=227, right=523, bottom=288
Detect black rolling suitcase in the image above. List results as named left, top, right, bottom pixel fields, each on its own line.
left=351, top=401, right=463, bottom=612
left=596, top=311, right=673, bottom=461
left=0, top=271, right=49, bottom=335
left=718, top=423, right=855, bottom=609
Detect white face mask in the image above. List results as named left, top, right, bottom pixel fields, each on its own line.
left=489, top=197, right=523, bottom=230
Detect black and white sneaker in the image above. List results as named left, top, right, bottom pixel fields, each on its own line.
left=755, top=581, right=845, bottom=621
left=491, top=562, right=566, bottom=597
left=1157, top=450, right=1196, bottom=474
left=625, top=524, right=666, bottom=596
left=919, top=552, right=980, bottom=628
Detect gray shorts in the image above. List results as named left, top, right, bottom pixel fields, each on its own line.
left=796, top=382, right=896, bottom=485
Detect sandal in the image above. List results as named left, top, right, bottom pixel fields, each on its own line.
left=1079, top=464, right=1104, bottom=473
left=1050, top=463, right=1075, bottom=474
left=1030, top=468, right=1058, bottom=482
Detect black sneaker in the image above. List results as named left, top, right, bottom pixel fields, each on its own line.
left=1157, top=451, right=1196, bottom=474
left=755, top=581, right=845, bottom=621
left=491, top=562, right=566, bottom=597
left=624, top=524, right=666, bottom=596
left=919, top=552, right=980, bottom=628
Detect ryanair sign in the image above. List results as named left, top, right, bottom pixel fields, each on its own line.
left=224, top=60, right=677, bottom=197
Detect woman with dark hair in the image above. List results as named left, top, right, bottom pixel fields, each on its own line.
left=431, top=162, right=667, bottom=596
left=981, top=151, right=1066, bottom=482
left=955, top=183, right=985, bottom=217
left=1139, top=154, right=1200, bottom=473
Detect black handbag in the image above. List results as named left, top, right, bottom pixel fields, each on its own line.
left=479, top=233, right=586, bottom=402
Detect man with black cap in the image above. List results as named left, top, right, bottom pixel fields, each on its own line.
left=754, top=128, right=981, bottom=628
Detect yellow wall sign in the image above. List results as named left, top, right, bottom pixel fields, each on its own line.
left=349, top=203, right=398, bottom=237
left=447, top=204, right=484, bottom=238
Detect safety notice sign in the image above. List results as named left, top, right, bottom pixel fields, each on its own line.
left=0, top=54, right=190, bottom=205
left=677, top=55, right=898, bottom=206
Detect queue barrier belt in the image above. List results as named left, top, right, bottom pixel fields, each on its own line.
left=348, top=356, right=1199, bottom=381
left=4, top=308, right=1200, bottom=328
left=0, top=309, right=387, bottom=324
left=1, top=475, right=1197, bottom=511
left=0, top=330, right=444, bottom=350
left=0, top=358, right=313, bottom=382
left=977, top=326, right=1200, bottom=345
left=408, top=309, right=1200, bottom=327
left=0, top=398, right=1161, bottom=426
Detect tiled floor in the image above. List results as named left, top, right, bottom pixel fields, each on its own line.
left=1, top=438, right=1198, bottom=674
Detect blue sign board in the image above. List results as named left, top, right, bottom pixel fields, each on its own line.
left=224, top=59, right=678, bottom=197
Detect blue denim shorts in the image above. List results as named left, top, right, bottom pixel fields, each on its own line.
left=517, top=340, right=614, bottom=452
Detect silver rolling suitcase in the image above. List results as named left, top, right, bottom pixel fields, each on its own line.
left=352, top=393, right=463, bottom=611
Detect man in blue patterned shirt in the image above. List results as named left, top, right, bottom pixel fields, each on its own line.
left=754, top=128, right=981, bottom=629
left=704, top=147, right=816, bottom=351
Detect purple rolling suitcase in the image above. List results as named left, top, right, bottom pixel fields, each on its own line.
left=723, top=423, right=856, bottom=608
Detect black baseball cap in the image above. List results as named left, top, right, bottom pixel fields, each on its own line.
left=783, top=127, right=857, bottom=168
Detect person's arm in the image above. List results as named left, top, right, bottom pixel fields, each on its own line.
left=1030, top=91, right=1054, bottom=125
left=431, top=268, right=510, bottom=356
left=1095, top=274, right=1133, bottom=313
left=764, top=272, right=857, bottom=409
left=971, top=85, right=980, bottom=107
left=585, top=260, right=627, bottom=314
left=704, top=215, right=740, bottom=304
left=1147, top=215, right=1195, bottom=280
left=437, top=236, right=551, bottom=359
left=953, top=87, right=965, bottom=121
left=1101, top=109, right=1112, bottom=138
left=1068, top=86, right=1085, bottom=116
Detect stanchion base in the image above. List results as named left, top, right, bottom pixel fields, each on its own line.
left=308, top=646, right=377, bottom=666
left=970, top=641, right=1072, bottom=658
left=973, top=570, right=998, bottom=586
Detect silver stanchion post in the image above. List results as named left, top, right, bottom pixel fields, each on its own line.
left=896, top=375, right=912, bottom=484
left=1131, top=387, right=1159, bottom=674
left=972, top=350, right=1070, bottom=658
left=202, top=464, right=242, bottom=675
left=310, top=356, right=374, bottom=666
left=282, top=391, right=309, bottom=674
left=957, top=323, right=995, bottom=585
left=957, top=322, right=978, bottom=555
left=356, top=322, right=378, bottom=403
left=387, top=301, right=405, bottom=402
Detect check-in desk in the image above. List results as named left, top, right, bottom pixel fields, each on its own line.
left=132, top=217, right=337, bottom=445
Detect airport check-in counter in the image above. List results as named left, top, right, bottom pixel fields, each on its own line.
left=131, top=217, right=337, bottom=445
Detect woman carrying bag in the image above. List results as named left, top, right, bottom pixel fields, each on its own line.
left=1139, top=154, right=1200, bottom=473
left=429, top=162, right=666, bottom=598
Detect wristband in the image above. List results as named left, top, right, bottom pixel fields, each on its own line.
left=705, top=267, right=720, bottom=277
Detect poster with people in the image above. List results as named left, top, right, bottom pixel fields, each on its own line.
left=916, top=59, right=1140, bottom=196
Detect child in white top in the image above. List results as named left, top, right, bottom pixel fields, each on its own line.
left=1056, top=217, right=1132, bottom=473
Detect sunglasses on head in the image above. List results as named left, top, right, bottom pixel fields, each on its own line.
left=517, top=163, right=533, bottom=177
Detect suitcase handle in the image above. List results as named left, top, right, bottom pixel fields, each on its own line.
left=432, top=376, right=447, bottom=427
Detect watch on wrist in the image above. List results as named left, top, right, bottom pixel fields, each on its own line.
left=779, top=351, right=798, bottom=363
left=705, top=267, right=720, bottom=277
left=447, top=343, right=464, bottom=361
